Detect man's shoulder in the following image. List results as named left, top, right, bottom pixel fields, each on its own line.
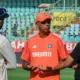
left=51, top=33, right=65, bottom=44
left=0, top=34, right=7, bottom=40
left=0, top=34, right=8, bottom=44
left=51, top=33, right=62, bottom=40
left=25, top=34, right=38, bottom=46
left=28, top=34, right=38, bottom=41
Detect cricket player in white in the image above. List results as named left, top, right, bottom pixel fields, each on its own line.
left=0, top=8, right=16, bottom=80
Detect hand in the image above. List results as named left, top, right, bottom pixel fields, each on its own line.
left=26, top=64, right=38, bottom=71
left=38, top=65, right=54, bottom=74
left=4, top=59, right=7, bottom=65
left=31, top=66, right=38, bottom=71
left=38, top=65, right=47, bottom=74
left=47, top=66, right=54, bottom=71
left=72, top=64, right=78, bottom=69
left=39, top=66, right=54, bottom=72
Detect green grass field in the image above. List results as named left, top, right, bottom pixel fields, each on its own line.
left=8, top=67, right=75, bottom=80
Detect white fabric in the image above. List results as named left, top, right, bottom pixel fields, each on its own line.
left=0, top=34, right=16, bottom=80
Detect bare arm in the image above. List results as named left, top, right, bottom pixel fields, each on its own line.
left=54, top=55, right=74, bottom=70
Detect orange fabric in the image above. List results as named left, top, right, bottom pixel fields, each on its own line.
left=35, top=11, right=52, bottom=23
left=21, top=33, right=68, bottom=80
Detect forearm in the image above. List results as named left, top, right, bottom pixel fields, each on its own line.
left=54, top=61, right=68, bottom=71
left=54, top=55, right=74, bottom=71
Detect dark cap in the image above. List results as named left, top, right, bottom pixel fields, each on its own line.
left=0, top=8, right=9, bottom=19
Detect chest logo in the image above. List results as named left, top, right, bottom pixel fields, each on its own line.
left=48, top=44, right=52, bottom=48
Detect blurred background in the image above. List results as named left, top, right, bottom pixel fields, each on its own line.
left=0, top=0, right=80, bottom=80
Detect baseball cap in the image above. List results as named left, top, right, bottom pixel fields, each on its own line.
left=35, top=11, right=52, bottom=23
left=0, top=8, right=9, bottom=19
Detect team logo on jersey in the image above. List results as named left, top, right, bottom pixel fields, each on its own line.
left=32, top=45, right=37, bottom=48
left=48, top=44, right=52, bottom=48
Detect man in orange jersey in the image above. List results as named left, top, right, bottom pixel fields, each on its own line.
left=21, top=11, right=68, bottom=80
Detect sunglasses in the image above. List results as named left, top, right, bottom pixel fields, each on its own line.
left=41, top=20, right=51, bottom=24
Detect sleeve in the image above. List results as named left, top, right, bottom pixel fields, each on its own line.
left=21, top=41, right=31, bottom=62
left=0, top=39, right=16, bottom=69
left=58, top=38, right=68, bottom=60
left=70, top=42, right=80, bottom=60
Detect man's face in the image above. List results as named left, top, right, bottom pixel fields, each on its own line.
left=37, top=19, right=51, bottom=34
left=0, top=19, right=4, bottom=29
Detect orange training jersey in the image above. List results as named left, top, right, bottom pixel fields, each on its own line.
left=21, top=32, right=68, bottom=80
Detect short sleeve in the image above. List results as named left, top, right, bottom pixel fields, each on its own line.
left=70, top=42, right=80, bottom=60
left=21, top=41, right=31, bottom=62
left=58, top=38, right=68, bottom=60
